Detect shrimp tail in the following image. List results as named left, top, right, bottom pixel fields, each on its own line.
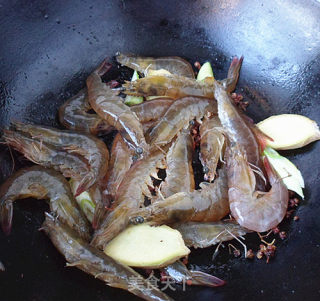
left=251, top=126, right=274, bottom=152
left=74, top=183, right=87, bottom=198
left=92, top=197, right=110, bottom=230
left=164, top=261, right=226, bottom=288
left=91, top=207, right=130, bottom=249
left=3, top=130, right=28, bottom=153
left=0, top=200, right=13, bottom=235
left=222, top=55, right=244, bottom=92
left=189, top=270, right=226, bottom=287
left=228, top=56, right=244, bottom=76
left=74, top=171, right=95, bottom=196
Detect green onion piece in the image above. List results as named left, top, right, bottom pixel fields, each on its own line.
left=263, top=147, right=304, bottom=198
left=124, top=71, right=143, bottom=105
left=197, top=62, right=214, bottom=81
left=69, top=180, right=95, bottom=222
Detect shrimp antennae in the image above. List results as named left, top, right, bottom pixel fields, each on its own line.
left=7, top=145, right=15, bottom=174
left=225, top=229, right=248, bottom=258
left=248, top=162, right=267, bottom=185
left=212, top=241, right=224, bottom=261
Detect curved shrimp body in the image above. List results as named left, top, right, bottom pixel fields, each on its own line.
left=0, top=166, right=90, bottom=239
left=58, top=89, right=113, bottom=135
left=213, top=75, right=266, bottom=190
left=86, top=60, right=148, bottom=154
left=163, top=261, right=225, bottom=287
left=92, top=134, right=134, bottom=229
left=91, top=149, right=167, bottom=249
left=42, top=214, right=173, bottom=301
left=59, top=91, right=173, bottom=136
left=199, top=116, right=225, bottom=182
left=123, top=75, right=215, bottom=100
left=3, top=130, right=93, bottom=194
left=116, top=53, right=195, bottom=78
left=102, top=133, right=134, bottom=200
left=131, top=98, right=174, bottom=124
left=227, top=145, right=288, bottom=232
left=133, top=167, right=229, bottom=225
left=174, top=221, right=249, bottom=248
left=98, top=133, right=133, bottom=220
left=160, top=129, right=195, bottom=197
left=12, top=122, right=109, bottom=196
left=147, top=97, right=217, bottom=147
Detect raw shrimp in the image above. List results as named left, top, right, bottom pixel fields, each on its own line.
left=131, top=98, right=174, bottom=123
left=123, top=74, right=215, bottom=100
left=86, top=60, right=148, bottom=154
left=147, top=97, right=217, bottom=147
left=0, top=166, right=90, bottom=239
left=42, top=214, right=173, bottom=301
left=91, top=149, right=168, bottom=249
left=92, top=133, right=134, bottom=229
left=163, top=261, right=225, bottom=287
left=174, top=221, right=249, bottom=248
left=132, top=166, right=229, bottom=225
left=59, top=90, right=173, bottom=136
left=160, top=128, right=195, bottom=197
left=3, top=130, right=93, bottom=195
left=199, top=115, right=225, bottom=182
left=213, top=59, right=266, bottom=190
left=102, top=133, right=134, bottom=200
left=123, top=55, right=243, bottom=99
left=12, top=122, right=109, bottom=196
left=116, top=53, right=195, bottom=78
left=227, top=145, right=288, bottom=232
left=58, top=89, right=113, bottom=135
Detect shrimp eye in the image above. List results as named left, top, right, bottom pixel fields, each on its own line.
left=189, top=120, right=195, bottom=125
left=135, top=147, right=143, bottom=155
left=203, top=166, right=209, bottom=174
left=136, top=216, right=144, bottom=224
left=130, top=216, right=144, bottom=225
left=132, top=154, right=139, bottom=162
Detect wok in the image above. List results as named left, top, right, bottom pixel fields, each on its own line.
left=0, top=0, right=319, bottom=300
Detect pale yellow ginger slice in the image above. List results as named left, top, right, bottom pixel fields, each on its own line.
left=104, top=223, right=190, bottom=269
left=257, top=114, right=320, bottom=150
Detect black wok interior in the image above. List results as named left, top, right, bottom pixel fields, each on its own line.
left=0, top=1, right=320, bottom=300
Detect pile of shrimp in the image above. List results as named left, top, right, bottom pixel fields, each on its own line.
left=0, top=53, right=292, bottom=301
